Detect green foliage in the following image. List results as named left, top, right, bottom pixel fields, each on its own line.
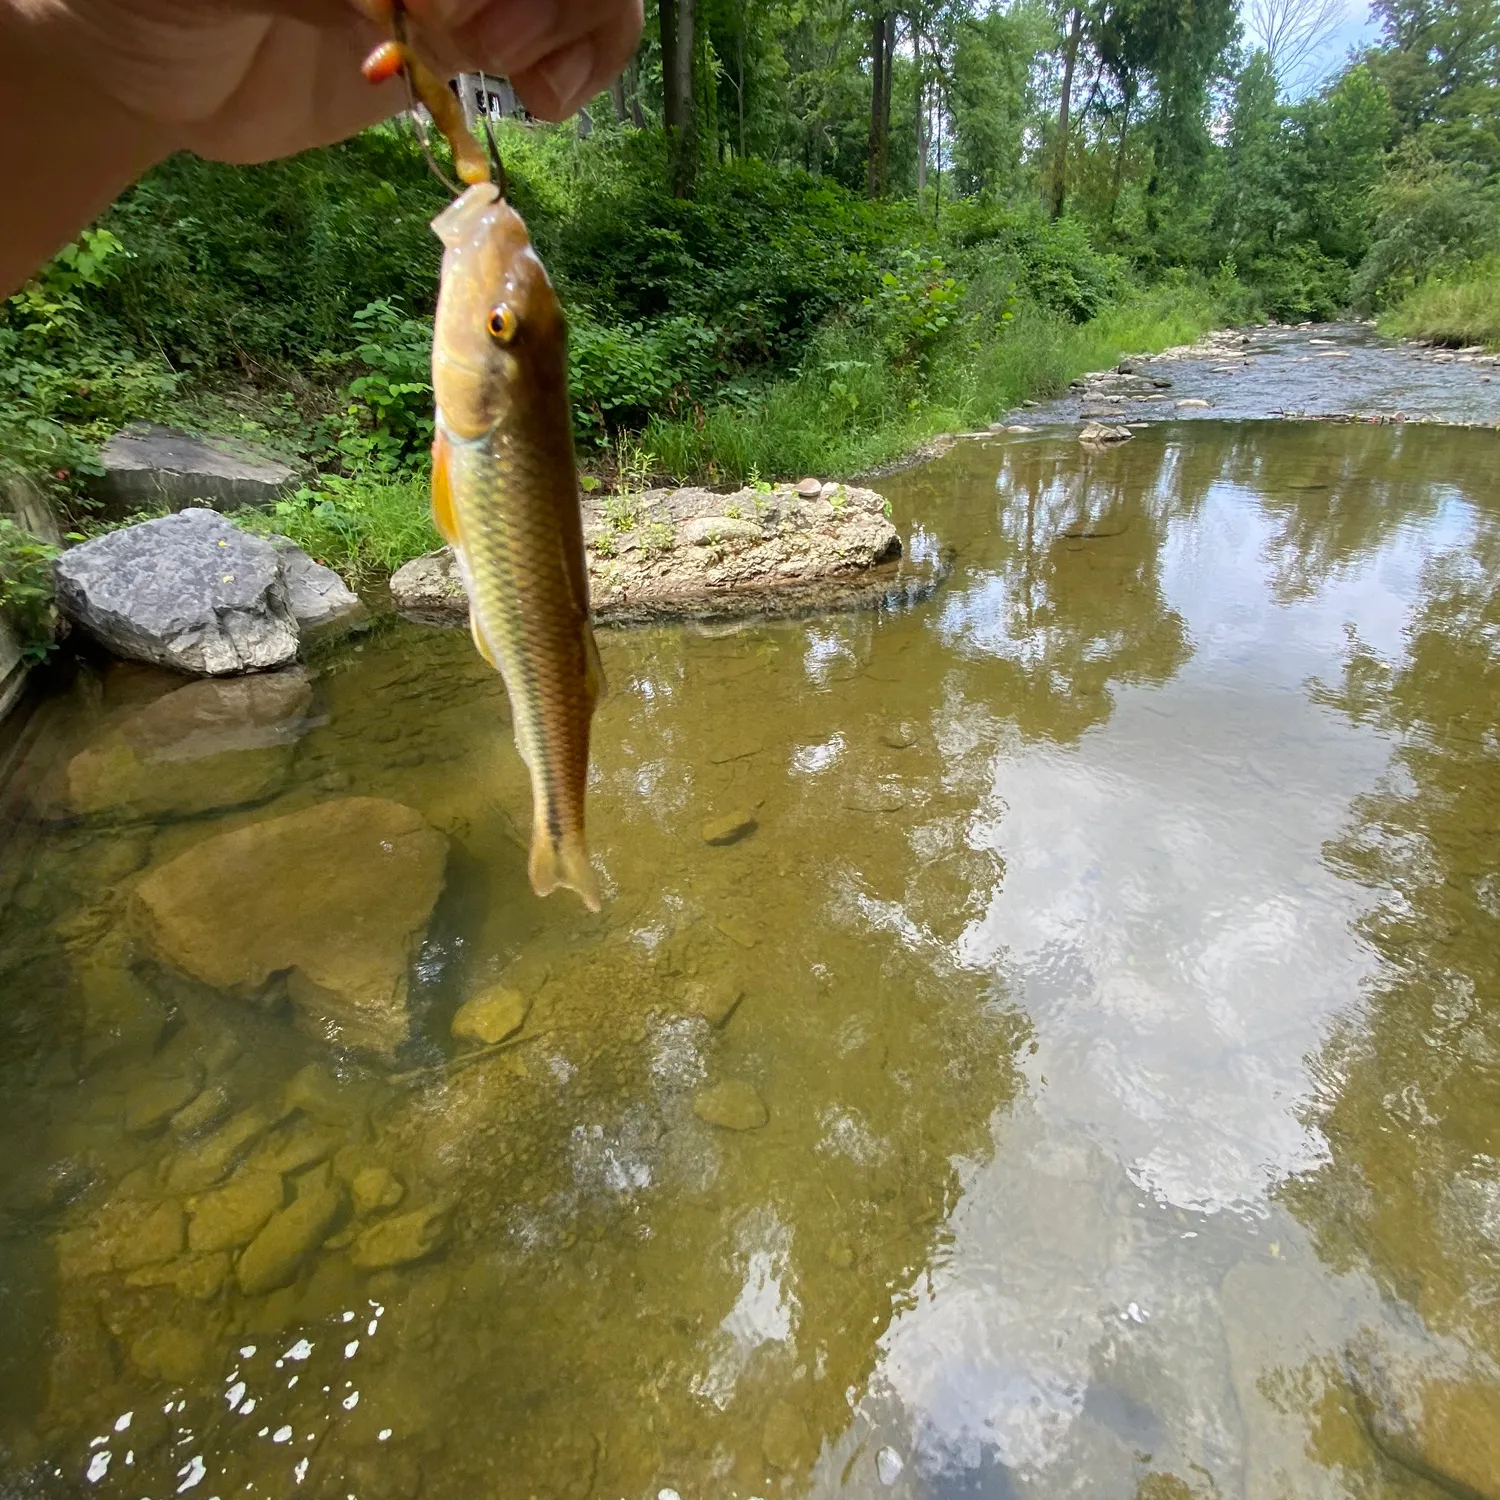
left=0, top=519, right=60, bottom=662
left=1380, top=257, right=1500, bottom=345
left=332, top=299, right=435, bottom=474
left=235, top=477, right=440, bottom=585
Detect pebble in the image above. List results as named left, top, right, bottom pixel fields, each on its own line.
left=349, top=1203, right=451, bottom=1270
left=880, top=723, right=918, bottom=749
left=693, top=1080, right=769, bottom=1131
left=451, top=986, right=529, bottom=1046
left=796, top=476, right=822, bottom=498
left=876, top=1447, right=905, bottom=1486
left=700, top=810, right=758, bottom=846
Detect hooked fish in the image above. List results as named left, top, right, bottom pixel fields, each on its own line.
left=429, top=182, right=605, bottom=913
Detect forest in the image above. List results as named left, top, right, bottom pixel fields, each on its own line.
left=1, top=0, right=1498, bottom=595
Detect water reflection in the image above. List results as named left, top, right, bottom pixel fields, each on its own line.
left=0, top=423, right=1495, bottom=1498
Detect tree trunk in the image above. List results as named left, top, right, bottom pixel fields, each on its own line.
left=866, top=7, right=887, bottom=198
left=1108, top=91, right=1132, bottom=223
left=1050, top=6, right=1082, bottom=220
left=914, top=26, right=926, bottom=195
left=880, top=10, right=895, bottom=176
left=737, top=27, right=746, bottom=158
left=660, top=0, right=679, bottom=131
left=609, top=74, right=627, bottom=122
left=672, top=0, right=696, bottom=195
left=626, top=57, right=645, bottom=127
left=661, top=0, right=696, bottom=196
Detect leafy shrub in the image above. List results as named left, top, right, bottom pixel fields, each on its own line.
left=0, top=519, right=60, bottom=662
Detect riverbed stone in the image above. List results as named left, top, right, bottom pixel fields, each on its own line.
left=1351, top=1349, right=1500, bottom=1500
left=131, top=798, right=449, bottom=1058
left=348, top=1202, right=452, bottom=1270
left=1079, top=422, right=1133, bottom=445
left=389, top=548, right=466, bottom=623
left=351, top=1166, right=405, bottom=1218
left=282, top=1062, right=365, bottom=1126
left=55, top=508, right=299, bottom=675
left=451, top=986, right=528, bottom=1046
left=164, top=1100, right=289, bottom=1193
left=186, top=1169, right=285, bottom=1254
left=129, top=1324, right=210, bottom=1386
left=268, top=536, right=361, bottom=629
left=111, top=1199, right=186, bottom=1272
left=64, top=669, right=311, bottom=819
left=684, top=976, right=743, bottom=1028
left=693, top=1080, right=768, bottom=1131
left=762, top=1399, right=814, bottom=1471
left=701, top=809, right=757, bottom=846
left=98, top=424, right=297, bottom=513
left=236, top=1163, right=344, bottom=1294
left=170, top=1082, right=232, bottom=1139
left=122, top=1071, right=203, bottom=1135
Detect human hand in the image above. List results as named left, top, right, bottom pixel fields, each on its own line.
left=5, top=0, right=643, bottom=162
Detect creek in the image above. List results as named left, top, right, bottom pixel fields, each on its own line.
left=0, top=415, right=1497, bottom=1500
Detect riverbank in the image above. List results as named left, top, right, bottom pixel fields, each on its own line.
left=1379, top=262, right=1500, bottom=350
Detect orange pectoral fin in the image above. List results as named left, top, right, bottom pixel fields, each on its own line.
left=431, top=429, right=460, bottom=546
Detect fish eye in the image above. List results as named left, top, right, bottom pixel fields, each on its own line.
left=487, top=304, right=518, bottom=343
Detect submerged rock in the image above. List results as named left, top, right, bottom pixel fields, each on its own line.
left=164, top=1101, right=289, bottom=1194
left=122, top=1071, right=203, bottom=1135
left=350, top=1166, right=405, bottom=1218
left=131, top=798, right=449, bottom=1057
left=186, top=1169, right=285, bottom=1253
left=129, top=1324, right=210, bottom=1386
left=762, top=1399, right=814, bottom=1472
left=692, top=1080, right=769, bottom=1131
left=55, top=508, right=298, bottom=675
left=684, top=976, right=743, bottom=1028
left=63, top=670, right=312, bottom=820
left=700, top=810, right=757, bottom=846
left=451, top=986, right=528, bottom=1046
left=349, top=1202, right=451, bottom=1270
left=235, top=1163, right=344, bottom=1294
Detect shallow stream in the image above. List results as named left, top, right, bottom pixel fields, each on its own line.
left=1, top=418, right=1497, bottom=1500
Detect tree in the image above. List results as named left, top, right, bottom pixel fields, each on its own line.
left=867, top=6, right=898, bottom=196
left=661, top=0, right=698, bottom=195
left=1050, top=4, right=1085, bottom=217
left=1244, top=0, right=1347, bottom=92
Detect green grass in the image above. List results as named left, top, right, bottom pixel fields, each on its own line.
left=643, top=281, right=1223, bottom=484
left=233, top=476, right=440, bottom=586
left=1380, top=260, right=1500, bottom=348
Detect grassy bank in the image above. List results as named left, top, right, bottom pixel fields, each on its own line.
left=1379, top=261, right=1500, bottom=348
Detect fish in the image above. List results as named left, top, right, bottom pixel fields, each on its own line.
left=430, top=181, right=605, bottom=913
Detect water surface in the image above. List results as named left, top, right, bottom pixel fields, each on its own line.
left=1, top=420, right=1496, bottom=1500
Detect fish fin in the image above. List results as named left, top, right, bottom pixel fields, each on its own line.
left=468, top=610, right=499, bottom=670
left=431, top=430, right=460, bottom=546
left=583, top=623, right=607, bottom=705
left=529, top=826, right=602, bottom=913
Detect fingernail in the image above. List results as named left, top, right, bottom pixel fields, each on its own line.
left=537, top=38, right=593, bottom=112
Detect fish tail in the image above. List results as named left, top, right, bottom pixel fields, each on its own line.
left=529, top=822, right=602, bottom=913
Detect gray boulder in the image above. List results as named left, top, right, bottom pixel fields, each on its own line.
left=55, top=508, right=298, bottom=675
left=267, top=536, right=361, bottom=629
left=98, top=424, right=297, bottom=514
left=389, top=548, right=466, bottom=624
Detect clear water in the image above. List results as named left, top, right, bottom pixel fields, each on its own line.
left=1, top=420, right=1496, bottom=1500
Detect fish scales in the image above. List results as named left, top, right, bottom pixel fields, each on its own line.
left=431, top=182, right=604, bottom=912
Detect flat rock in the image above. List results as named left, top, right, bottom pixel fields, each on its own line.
left=268, top=536, right=361, bottom=629
left=391, top=482, right=921, bottom=629
left=122, top=1071, right=203, bottom=1135
left=349, top=1202, right=451, bottom=1270
left=62, top=669, right=311, bottom=819
left=692, top=1079, right=768, bottom=1131
left=55, top=508, right=298, bottom=675
left=187, top=1169, right=285, bottom=1253
left=98, top=423, right=296, bottom=513
left=1079, top=422, right=1133, bottom=446
left=164, top=1101, right=289, bottom=1194
left=131, top=798, right=448, bottom=1058
left=235, top=1163, right=343, bottom=1295
left=450, top=986, right=528, bottom=1046
left=701, top=809, right=757, bottom=846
